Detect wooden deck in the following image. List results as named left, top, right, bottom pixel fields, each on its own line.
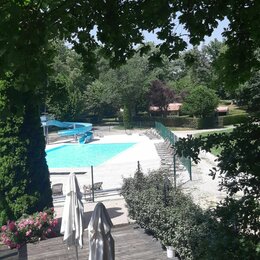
left=0, top=224, right=177, bottom=260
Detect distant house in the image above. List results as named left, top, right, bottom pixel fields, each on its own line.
left=149, top=103, right=182, bottom=116
left=216, top=106, right=229, bottom=116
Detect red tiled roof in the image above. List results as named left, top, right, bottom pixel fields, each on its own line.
left=216, top=106, right=229, bottom=113
left=149, top=103, right=182, bottom=112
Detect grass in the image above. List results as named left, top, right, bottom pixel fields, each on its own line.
left=169, top=127, right=194, bottom=131
left=194, top=128, right=233, bottom=156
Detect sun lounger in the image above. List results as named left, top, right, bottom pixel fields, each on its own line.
left=83, top=182, right=103, bottom=192
left=83, top=182, right=103, bottom=201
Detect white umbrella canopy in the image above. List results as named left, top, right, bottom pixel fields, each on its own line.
left=60, top=172, right=84, bottom=251
left=88, top=202, right=115, bottom=260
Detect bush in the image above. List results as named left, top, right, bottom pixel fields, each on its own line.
left=0, top=208, right=58, bottom=249
left=121, top=170, right=212, bottom=259
left=121, top=169, right=260, bottom=259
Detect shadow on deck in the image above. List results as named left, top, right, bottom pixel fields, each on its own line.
left=0, top=224, right=175, bottom=260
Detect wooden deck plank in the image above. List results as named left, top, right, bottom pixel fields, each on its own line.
left=0, top=224, right=173, bottom=260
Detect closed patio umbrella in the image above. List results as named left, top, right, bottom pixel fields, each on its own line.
left=88, top=202, right=114, bottom=260
left=60, top=172, right=84, bottom=259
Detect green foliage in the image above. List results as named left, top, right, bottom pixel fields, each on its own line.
left=0, top=80, right=53, bottom=226
left=123, top=105, right=133, bottom=129
left=194, top=129, right=234, bottom=156
left=222, top=113, right=248, bottom=126
left=85, top=80, right=117, bottom=121
left=97, top=52, right=153, bottom=119
left=184, top=47, right=212, bottom=87
left=236, top=71, right=260, bottom=116
left=156, top=116, right=198, bottom=129
left=1, top=0, right=259, bottom=241
left=182, top=85, right=219, bottom=118
left=46, top=41, right=91, bottom=121
left=197, top=116, right=219, bottom=129
left=121, top=169, right=260, bottom=259
left=175, top=120, right=260, bottom=253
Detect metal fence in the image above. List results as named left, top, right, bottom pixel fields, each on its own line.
left=155, top=121, right=192, bottom=180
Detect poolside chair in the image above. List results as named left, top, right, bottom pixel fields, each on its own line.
left=83, top=182, right=103, bottom=201
left=52, top=183, right=63, bottom=196
left=84, top=182, right=103, bottom=191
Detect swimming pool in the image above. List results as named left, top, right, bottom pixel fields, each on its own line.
left=46, top=143, right=136, bottom=168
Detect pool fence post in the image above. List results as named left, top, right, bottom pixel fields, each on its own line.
left=46, top=125, right=49, bottom=144
left=137, top=161, right=140, bottom=172
left=73, top=123, right=77, bottom=142
left=91, top=166, right=94, bottom=202
left=173, top=153, right=177, bottom=189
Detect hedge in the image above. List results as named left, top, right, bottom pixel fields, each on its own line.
left=221, top=113, right=248, bottom=125
left=133, top=116, right=221, bottom=129
left=128, top=114, right=248, bottom=129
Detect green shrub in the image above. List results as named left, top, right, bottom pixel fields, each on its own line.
left=222, top=113, right=248, bottom=125
left=121, top=169, right=260, bottom=259
left=121, top=170, right=211, bottom=259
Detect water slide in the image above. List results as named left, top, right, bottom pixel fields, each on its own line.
left=41, top=119, right=93, bottom=143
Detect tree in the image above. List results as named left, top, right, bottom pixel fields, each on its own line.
left=236, top=71, right=260, bottom=116
left=97, top=52, right=152, bottom=127
left=85, top=80, right=118, bottom=122
left=46, top=41, right=90, bottom=121
left=182, top=85, right=219, bottom=118
left=148, top=80, right=175, bottom=117
left=0, top=0, right=259, bottom=225
left=184, top=47, right=212, bottom=87
left=0, top=78, right=52, bottom=225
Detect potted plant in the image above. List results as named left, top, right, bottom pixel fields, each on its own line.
left=166, top=245, right=175, bottom=259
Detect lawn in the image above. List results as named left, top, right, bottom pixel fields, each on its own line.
left=194, top=128, right=233, bottom=156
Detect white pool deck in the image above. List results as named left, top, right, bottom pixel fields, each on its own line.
left=47, top=132, right=161, bottom=194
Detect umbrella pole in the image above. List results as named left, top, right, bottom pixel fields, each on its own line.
left=75, top=245, right=79, bottom=260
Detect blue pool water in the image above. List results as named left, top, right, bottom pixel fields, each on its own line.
left=46, top=143, right=135, bottom=168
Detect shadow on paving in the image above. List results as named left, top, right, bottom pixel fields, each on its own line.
left=53, top=206, right=125, bottom=233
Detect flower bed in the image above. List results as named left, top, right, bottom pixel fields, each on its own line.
left=0, top=208, right=58, bottom=249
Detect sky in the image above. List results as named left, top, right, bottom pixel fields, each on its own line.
left=68, top=17, right=229, bottom=50
left=142, top=17, right=229, bottom=48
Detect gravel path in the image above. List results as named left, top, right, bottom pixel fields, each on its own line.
left=173, top=129, right=231, bottom=208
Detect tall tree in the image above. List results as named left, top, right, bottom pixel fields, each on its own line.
left=0, top=2, right=53, bottom=225
left=98, top=53, right=152, bottom=127
left=46, top=41, right=90, bottom=121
